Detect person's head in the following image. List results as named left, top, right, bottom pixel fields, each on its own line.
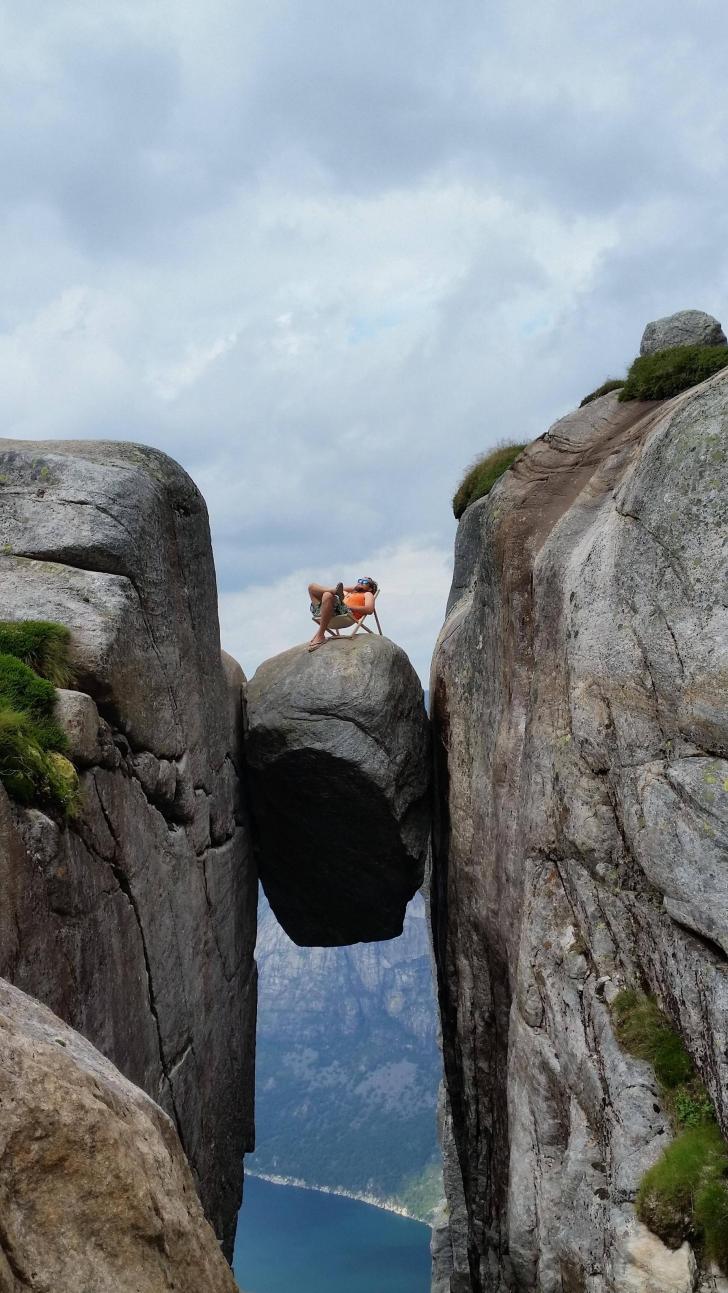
left=356, top=576, right=378, bottom=594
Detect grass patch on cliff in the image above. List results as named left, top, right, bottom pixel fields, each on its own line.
left=618, top=344, right=728, bottom=402
left=0, top=620, right=75, bottom=687
left=452, top=442, right=527, bottom=519
left=612, top=990, right=728, bottom=1271
left=638, top=1125, right=728, bottom=1265
left=579, top=378, right=625, bottom=406
left=612, top=991, right=693, bottom=1089
left=0, top=626, right=80, bottom=817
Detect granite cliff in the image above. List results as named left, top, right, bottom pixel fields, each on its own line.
left=0, top=440, right=257, bottom=1256
left=431, top=326, right=728, bottom=1290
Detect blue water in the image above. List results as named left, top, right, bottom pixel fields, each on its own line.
left=233, top=1177, right=431, bottom=1293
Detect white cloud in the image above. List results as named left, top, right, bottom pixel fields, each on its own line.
left=2, top=0, right=728, bottom=680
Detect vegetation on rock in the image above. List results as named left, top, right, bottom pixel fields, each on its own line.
left=579, top=378, right=625, bottom=406
left=618, top=344, right=728, bottom=402
left=0, top=622, right=79, bottom=816
left=0, top=620, right=75, bottom=687
left=452, top=442, right=526, bottom=519
left=612, top=989, right=728, bottom=1271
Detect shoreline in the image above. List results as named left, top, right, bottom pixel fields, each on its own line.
left=245, top=1170, right=434, bottom=1228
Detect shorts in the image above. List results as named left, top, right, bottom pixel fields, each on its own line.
left=310, top=597, right=348, bottom=620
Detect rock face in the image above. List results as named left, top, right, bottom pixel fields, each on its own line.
left=0, top=440, right=257, bottom=1254
left=639, top=308, right=727, bottom=355
left=0, top=978, right=238, bottom=1293
left=246, top=635, right=430, bottom=946
left=431, top=373, right=728, bottom=1290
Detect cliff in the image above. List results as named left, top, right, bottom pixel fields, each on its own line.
left=0, top=440, right=257, bottom=1254
left=0, top=979, right=239, bottom=1293
left=431, top=367, right=728, bottom=1290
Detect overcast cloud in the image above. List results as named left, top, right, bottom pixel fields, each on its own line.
left=2, top=0, right=728, bottom=681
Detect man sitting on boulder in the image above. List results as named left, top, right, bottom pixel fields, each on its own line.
left=307, top=577, right=378, bottom=651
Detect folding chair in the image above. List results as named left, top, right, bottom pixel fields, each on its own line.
left=312, top=588, right=383, bottom=639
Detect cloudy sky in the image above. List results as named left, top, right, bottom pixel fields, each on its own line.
left=2, top=1, right=728, bottom=682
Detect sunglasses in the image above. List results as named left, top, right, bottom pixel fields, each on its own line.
left=356, top=578, right=373, bottom=587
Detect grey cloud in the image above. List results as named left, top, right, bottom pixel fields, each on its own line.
left=2, top=0, right=728, bottom=677
left=6, top=0, right=728, bottom=261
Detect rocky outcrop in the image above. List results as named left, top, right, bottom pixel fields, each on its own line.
left=0, top=978, right=238, bottom=1293
left=0, top=440, right=257, bottom=1254
left=246, top=636, right=430, bottom=946
left=639, top=308, right=727, bottom=355
left=431, top=370, right=728, bottom=1289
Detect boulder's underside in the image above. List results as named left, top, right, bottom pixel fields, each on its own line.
left=431, top=372, right=728, bottom=1291
left=245, top=636, right=431, bottom=946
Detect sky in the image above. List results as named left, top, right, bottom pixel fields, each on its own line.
left=2, top=1, right=728, bottom=683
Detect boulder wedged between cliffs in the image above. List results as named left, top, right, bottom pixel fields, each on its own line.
left=245, top=634, right=431, bottom=947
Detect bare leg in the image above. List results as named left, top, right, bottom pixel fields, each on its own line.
left=308, top=589, right=337, bottom=649
left=308, top=582, right=336, bottom=602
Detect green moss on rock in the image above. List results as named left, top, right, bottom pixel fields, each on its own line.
left=612, top=989, right=728, bottom=1273
left=452, top=442, right=527, bottom=519
left=612, top=990, right=693, bottom=1088
left=638, top=1124, right=728, bottom=1255
left=0, top=620, right=74, bottom=687
left=619, top=344, right=728, bottom=402
left=0, top=624, right=80, bottom=817
left=579, top=378, right=625, bottom=407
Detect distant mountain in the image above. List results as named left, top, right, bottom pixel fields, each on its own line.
left=247, top=893, right=443, bottom=1221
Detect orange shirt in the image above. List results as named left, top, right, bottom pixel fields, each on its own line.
left=344, top=591, right=367, bottom=621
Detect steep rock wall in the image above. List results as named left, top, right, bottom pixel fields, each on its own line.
left=431, top=376, right=728, bottom=1290
left=0, top=440, right=257, bottom=1254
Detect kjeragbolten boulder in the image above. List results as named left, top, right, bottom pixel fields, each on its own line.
left=245, top=635, right=430, bottom=946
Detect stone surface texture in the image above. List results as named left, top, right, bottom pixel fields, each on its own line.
left=245, top=635, right=430, bottom=946
left=0, top=979, right=240, bottom=1293
left=430, top=374, right=728, bottom=1290
left=0, top=439, right=257, bottom=1255
left=639, top=308, right=727, bottom=355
